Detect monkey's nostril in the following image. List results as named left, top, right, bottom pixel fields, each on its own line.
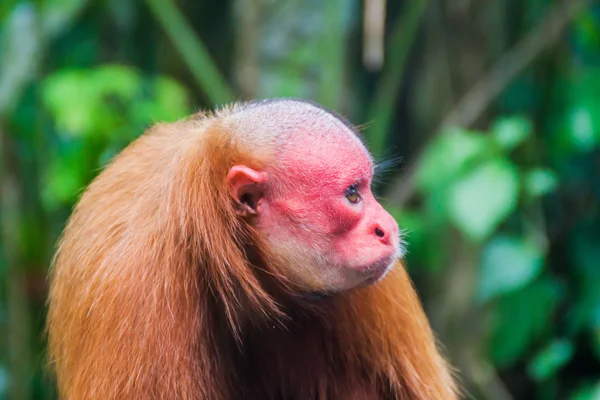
left=374, top=227, right=385, bottom=238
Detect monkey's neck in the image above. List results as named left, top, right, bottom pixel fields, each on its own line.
left=221, top=269, right=456, bottom=400
left=234, top=296, right=387, bottom=399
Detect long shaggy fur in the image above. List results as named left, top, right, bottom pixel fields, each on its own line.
left=46, top=103, right=458, bottom=399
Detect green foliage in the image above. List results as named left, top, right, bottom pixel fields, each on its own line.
left=1, top=1, right=600, bottom=399
left=524, top=168, right=558, bottom=198
left=416, top=119, right=539, bottom=242
left=413, top=100, right=599, bottom=397
left=385, top=207, right=443, bottom=269
left=41, top=65, right=191, bottom=209
left=488, top=278, right=564, bottom=368
left=552, top=69, right=600, bottom=156
left=491, top=115, right=533, bottom=151
left=416, top=127, right=491, bottom=194
left=571, top=381, right=600, bottom=400
left=447, top=159, right=520, bottom=241
left=528, top=339, right=575, bottom=381
left=42, top=65, right=189, bottom=137
left=43, top=66, right=142, bottom=137
left=478, top=235, right=545, bottom=302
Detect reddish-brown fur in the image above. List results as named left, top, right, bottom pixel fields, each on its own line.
left=46, top=102, right=458, bottom=399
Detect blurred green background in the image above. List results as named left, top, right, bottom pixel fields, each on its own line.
left=0, top=0, right=599, bottom=398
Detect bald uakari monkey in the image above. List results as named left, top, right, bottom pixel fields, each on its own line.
left=46, top=99, right=458, bottom=399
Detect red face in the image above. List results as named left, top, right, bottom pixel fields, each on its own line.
left=228, top=129, right=401, bottom=292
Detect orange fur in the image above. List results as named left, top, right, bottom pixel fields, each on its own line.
left=46, top=105, right=458, bottom=399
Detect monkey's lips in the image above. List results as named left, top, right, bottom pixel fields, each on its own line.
left=356, top=255, right=397, bottom=282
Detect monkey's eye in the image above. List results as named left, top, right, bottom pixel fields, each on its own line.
left=345, top=184, right=360, bottom=204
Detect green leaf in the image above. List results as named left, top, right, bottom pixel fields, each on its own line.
left=91, top=65, right=142, bottom=100
left=447, top=159, right=520, bottom=241
left=524, top=168, right=559, bottom=198
left=488, top=278, right=564, bottom=368
left=43, top=65, right=191, bottom=142
left=527, top=339, right=574, bottom=381
left=555, top=69, right=600, bottom=153
left=478, top=236, right=545, bottom=302
left=492, top=116, right=533, bottom=151
left=568, top=106, right=599, bottom=152
left=416, top=128, right=491, bottom=193
left=42, top=70, right=98, bottom=136
left=549, top=69, right=600, bottom=158
left=570, top=381, right=600, bottom=400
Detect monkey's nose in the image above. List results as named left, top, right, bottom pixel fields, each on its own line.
left=373, top=224, right=391, bottom=245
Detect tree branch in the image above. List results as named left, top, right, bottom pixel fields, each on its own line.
left=385, top=0, right=590, bottom=205
left=366, top=0, right=431, bottom=157
left=146, top=0, right=236, bottom=105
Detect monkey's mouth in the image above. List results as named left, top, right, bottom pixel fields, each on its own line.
left=358, top=255, right=396, bottom=282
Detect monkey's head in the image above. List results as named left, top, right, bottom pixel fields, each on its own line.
left=223, top=99, right=401, bottom=294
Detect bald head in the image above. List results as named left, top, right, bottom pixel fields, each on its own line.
left=218, top=99, right=369, bottom=163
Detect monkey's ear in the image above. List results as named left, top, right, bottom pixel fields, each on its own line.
left=227, top=165, right=267, bottom=217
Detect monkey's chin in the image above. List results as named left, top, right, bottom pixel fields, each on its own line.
left=356, top=256, right=397, bottom=287
left=298, top=259, right=396, bottom=301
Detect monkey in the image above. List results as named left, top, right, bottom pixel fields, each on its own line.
left=46, top=98, right=458, bottom=399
